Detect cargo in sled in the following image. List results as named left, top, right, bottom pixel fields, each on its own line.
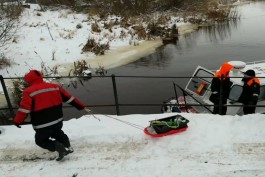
left=144, top=115, right=189, bottom=138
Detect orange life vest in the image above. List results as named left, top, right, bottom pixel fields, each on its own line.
left=247, top=77, right=260, bottom=86
left=214, top=62, right=234, bottom=80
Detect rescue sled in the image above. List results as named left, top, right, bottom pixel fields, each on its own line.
left=144, top=115, right=189, bottom=138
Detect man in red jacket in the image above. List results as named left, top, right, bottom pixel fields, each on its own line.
left=14, top=70, right=88, bottom=161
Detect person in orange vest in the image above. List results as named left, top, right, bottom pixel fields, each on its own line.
left=210, top=62, right=234, bottom=115
left=238, top=69, right=260, bottom=114
left=13, top=70, right=90, bottom=161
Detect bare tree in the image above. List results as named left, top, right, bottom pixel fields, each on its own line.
left=0, top=3, right=21, bottom=50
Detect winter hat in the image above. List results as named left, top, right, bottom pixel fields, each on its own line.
left=24, top=70, right=43, bottom=85
left=244, top=69, right=255, bottom=77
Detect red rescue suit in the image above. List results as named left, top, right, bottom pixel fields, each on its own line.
left=14, top=70, right=86, bottom=129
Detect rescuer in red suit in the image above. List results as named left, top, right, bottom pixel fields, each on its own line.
left=14, top=70, right=89, bottom=161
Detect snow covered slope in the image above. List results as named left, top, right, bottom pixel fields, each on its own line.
left=1, top=113, right=265, bottom=177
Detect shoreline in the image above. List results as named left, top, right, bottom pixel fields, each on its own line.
left=58, top=23, right=199, bottom=75
left=58, top=39, right=163, bottom=75
left=0, top=0, right=248, bottom=112
left=0, top=23, right=199, bottom=108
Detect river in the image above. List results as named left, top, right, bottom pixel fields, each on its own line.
left=65, top=1, right=265, bottom=118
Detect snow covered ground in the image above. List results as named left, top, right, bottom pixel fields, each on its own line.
left=2, top=2, right=264, bottom=176
left=0, top=3, right=191, bottom=78
left=1, top=112, right=265, bottom=177
left=0, top=3, right=195, bottom=102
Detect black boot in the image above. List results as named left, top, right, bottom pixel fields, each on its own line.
left=55, top=141, right=68, bottom=161
left=65, top=146, right=74, bottom=153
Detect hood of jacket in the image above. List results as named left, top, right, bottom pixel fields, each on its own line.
left=215, top=62, right=234, bottom=78
left=24, top=70, right=44, bottom=85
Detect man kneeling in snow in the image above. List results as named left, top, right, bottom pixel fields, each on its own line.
left=14, top=70, right=89, bottom=161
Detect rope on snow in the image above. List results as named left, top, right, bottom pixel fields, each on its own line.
left=84, top=110, right=144, bottom=131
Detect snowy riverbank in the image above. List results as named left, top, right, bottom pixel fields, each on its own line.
left=1, top=112, right=265, bottom=177
left=0, top=3, right=200, bottom=105
left=0, top=4, right=199, bottom=78
left=59, top=23, right=199, bottom=74
left=0, top=1, right=241, bottom=105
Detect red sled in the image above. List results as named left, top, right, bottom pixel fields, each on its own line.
left=143, top=115, right=189, bottom=138
left=144, top=126, right=188, bottom=138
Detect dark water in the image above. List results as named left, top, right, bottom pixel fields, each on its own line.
left=65, top=2, right=265, bottom=118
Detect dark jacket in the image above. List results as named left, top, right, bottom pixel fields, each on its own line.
left=14, top=70, right=86, bottom=129
left=210, top=77, right=232, bottom=102
left=210, top=62, right=233, bottom=103
left=238, top=77, right=260, bottom=105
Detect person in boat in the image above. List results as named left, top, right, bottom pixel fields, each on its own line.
left=238, top=69, right=260, bottom=114
left=13, top=70, right=90, bottom=161
left=210, top=62, right=234, bottom=115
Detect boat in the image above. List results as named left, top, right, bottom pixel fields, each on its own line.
left=161, top=60, right=265, bottom=115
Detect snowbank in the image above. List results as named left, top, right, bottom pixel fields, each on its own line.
left=59, top=39, right=163, bottom=74
left=0, top=3, right=199, bottom=105
left=0, top=4, right=199, bottom=78
left=1, top=113, right=265, bottom=177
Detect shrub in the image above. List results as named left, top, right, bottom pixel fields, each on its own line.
left=119, top=30, right=127, bottom=39
left=41, top=62, right=59, bottom=77
left=0, top=55, right=11, bottom=68
left=132, top=25, right=146, bottom=40
left=82, top=38, right=97, bottom=52
left=37, top=0, right=75, bottom=6
left=11, top=78, right=29, bottom=106
left=95, top=65, right=107, bottom=76
left=104, top=21, right=115, bottom=30
left=206, top=8, right=230, bottom=21
left=146, top=21, right=165, bottom=38
left=0, top=4, right=23, bottom=49
left=82, top=38, right=110, bottom=55
left=91, top=22, right=101, bottom=33
left=69, top=60, right=91, bottom=76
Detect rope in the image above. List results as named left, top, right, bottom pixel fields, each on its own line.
left=85, top=110, right=144, bottom=131
left=83, top=114, right=101, bottom=121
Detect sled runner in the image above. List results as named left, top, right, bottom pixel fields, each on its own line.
left=144, top=115, right=189, bottom=138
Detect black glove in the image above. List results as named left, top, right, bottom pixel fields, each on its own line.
left=229, top=100, right=237, bottom=104
left=15, top=124, right=21, bottom=128
left=251, top=95, right=259, bottom=102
